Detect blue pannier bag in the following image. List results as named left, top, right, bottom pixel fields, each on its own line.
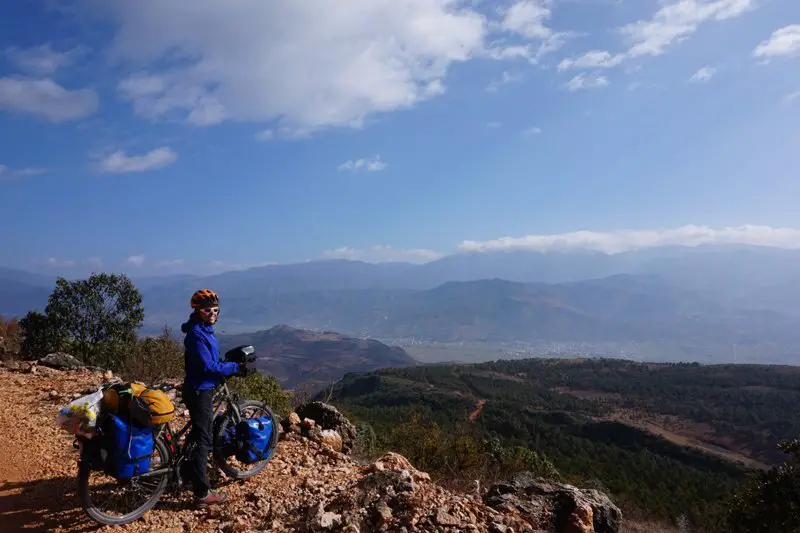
left=214, top=414, right=238, bottom=458
left=107, top=414, right=155, bottom=479
left=234, top=416, right=275, bottom=464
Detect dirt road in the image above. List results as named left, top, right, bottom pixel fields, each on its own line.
left=0, top=366, right=105, bottom=532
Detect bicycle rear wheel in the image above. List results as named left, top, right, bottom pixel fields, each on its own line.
left=213, top=401, right=279, bottom=479
left=78, top=437, right=170, bottom=526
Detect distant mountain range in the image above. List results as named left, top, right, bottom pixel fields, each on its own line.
left=4, top=245, right=800, bottom=355
left=219, top=324, right=416, bottom=390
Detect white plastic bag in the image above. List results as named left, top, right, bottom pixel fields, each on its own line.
left=55, top=389, right=104, bottom=436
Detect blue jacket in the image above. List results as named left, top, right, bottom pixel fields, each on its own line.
left=181, top=317, right=239, bottom=391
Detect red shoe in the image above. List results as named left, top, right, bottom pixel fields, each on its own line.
left=195, top=491, right=229, bottom=508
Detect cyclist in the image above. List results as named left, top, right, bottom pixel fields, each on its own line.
left=181, top=289, right=243, bottom=508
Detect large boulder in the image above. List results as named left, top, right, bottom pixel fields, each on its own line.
left=38, top=352, right=83, bottom=370
left=484, top=472, right=622, bottom=533
left=293, top=401, right=358, bottom=454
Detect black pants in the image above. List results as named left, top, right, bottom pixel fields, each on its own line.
left=182, top=387, right=213, bottom=498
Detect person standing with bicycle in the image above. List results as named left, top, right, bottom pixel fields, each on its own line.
left=181, top=289, right=244, bottom=508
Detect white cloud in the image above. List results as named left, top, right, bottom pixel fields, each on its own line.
left=97, top=147, right=178, bottom=174
left=93, top=0, right=565, bottom=136
left=321, top=245, right=442, bottom=263
left=523, top=126, right=542, bottom=135
left=689, top=66, right=717, bottom=83
left=0, top=77, right=98, bottom=122
left=500, top=0, right=553, bottom=40
left=4, top=44, right=86, bottom=75
left=486, top=71, right=522, bottom=92
left=125, top=255, right=146, bottom=267
left=492, top=0, right=571, bottom=63
left=43, top=257, right=76, bottom=268
left=559, top=0, right=755, bottom=73
left=458, top=225, right=800, bottom=254
left=486, top=121, right=502, bottom=128
left=564, top=72, right=609, bottom=91
left=117, top=73, right=229, bottom=125
left=157, top=259, right=185, bottom=268
left=337, top=155, right=387, bottom=172
left=206, top=260, right=279, bottom=273
left=558, top=50, right=624, bottom=71
left=753, top=25, right=800, bottom=60
left=39, top=257, right=103, bottom=269
left=784, top=90, right=800, bottom=103
left=254, top=126, right=314, bottom=141
left=0, top=165, right=48, bottom=181
left=254, top=130, right=275, bottom=142
left=620, top=0, right=755, bottom=59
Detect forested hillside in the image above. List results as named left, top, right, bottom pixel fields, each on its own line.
left=326, top=358, right=800, bottom=530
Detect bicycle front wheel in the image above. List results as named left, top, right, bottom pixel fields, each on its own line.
left=213, top=401, right=279, bottom=479
left=78, top=437, right=170, bottom=526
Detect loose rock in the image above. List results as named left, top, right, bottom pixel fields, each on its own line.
left=38, top=352, right=83, bottom=370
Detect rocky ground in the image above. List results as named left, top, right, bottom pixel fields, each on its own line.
left=0, top=359, right=655, bottom=533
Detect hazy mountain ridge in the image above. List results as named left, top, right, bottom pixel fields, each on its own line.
left=4, top=245, right=800, bottom=355
left=219, top=324, right=417, bottom=390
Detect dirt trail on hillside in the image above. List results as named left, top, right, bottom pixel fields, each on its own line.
left=0, top=367, right=101, bottom=532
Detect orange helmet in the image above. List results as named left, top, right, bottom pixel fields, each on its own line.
left=190, top=289, right=219, bottom=309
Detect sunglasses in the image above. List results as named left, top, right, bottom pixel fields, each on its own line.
left=198, top=307, right=220, bottom=314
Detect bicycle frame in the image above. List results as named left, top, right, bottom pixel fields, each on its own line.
left=132, top=382, right=243, bottom=481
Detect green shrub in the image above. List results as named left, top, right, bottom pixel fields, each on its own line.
left=229, top=371, right=293, bottom=418
left=352, top=421, right=378, bottom=458
left=370, top=414, right=560, bottom=487
left=727, top=439, right=800, bottom=533
left=484, top=437, right=561, bottom=481
left=19, top=310, right=65, bottom=359
left=121, top=327, right=184, bottom=384
left=0, top=315, right=21, bottom=360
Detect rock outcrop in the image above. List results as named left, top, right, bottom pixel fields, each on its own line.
left=484, top=472, right=622, bottom=533
left=38, top=352, right=83, bottom=370
left=291, top=401, right=358, bottom=455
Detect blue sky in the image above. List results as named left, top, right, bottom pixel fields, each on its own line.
left=2, top=0, right=800, bottom=276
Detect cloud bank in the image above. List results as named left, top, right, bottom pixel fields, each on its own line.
left=321, top=245, right=442, bottom=263
left=458, top=225, right=800, bottom=254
